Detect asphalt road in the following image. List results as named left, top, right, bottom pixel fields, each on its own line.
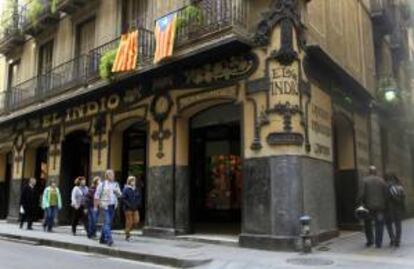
left=0, top=238, right=171, bottom=269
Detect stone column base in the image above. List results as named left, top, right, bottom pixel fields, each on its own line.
left=239, top=233, right=300, bottom=251
left=143, top=226, right=177, bottom=237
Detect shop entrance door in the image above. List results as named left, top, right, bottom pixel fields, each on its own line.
left=0, top=152, right=12, bottom=219
left=190, top=104, right=242, bottom=235
left=34, top=146, right=48, bottom=220
left=60, top=131, right=91, bottom=223
left=121, top=124, right=147, bottom=225
left=333, top=113, right=359, bottom=229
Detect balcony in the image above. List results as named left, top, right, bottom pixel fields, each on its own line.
left=0, top=0, right=251, bottom=115
left=370, top=0, right=395, bottom=36
left=56, top=0, right=88, bottom=15
left=21, top=0, right=60, bottom=36
left=2, top=27, right=155, bottom=114
left=163, top=0, right=251, bottom=60
left=0, top=10, right=25, bottom=54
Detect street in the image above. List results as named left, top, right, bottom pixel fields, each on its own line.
left=0, top=238, right=170, bottom=269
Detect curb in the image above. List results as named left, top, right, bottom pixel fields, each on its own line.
left=0, top=233, right=212, bottom=268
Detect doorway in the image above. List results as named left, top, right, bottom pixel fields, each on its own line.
left=110, top=121, right=147, bottom=227
left=190, top=104, right=242, bottom=235
left=121, top=123, right=147, bottom=224
left=0, top=152, right=12, bottom=219
left=333, top=113, right=359, bottom=229
left=60, top=130, right=91, bottom=222
left=34, top=146, right=48, bottom=220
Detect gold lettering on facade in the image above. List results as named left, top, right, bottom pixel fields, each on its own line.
left=43, top=94, right=123, bottom=126
left=178, top=87, right=237, bottom=110
left=270, top=66, right=299, bottom=96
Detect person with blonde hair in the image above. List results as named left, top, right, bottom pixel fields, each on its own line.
left=85, top=176, right=101, bottom=239
left=121, top=176, right=142, bottom=241
left=94, top=169, right=121, bottom=246
left=70, top=176, right=88, bottom=235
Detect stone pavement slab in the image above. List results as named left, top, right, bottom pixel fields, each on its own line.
left=1, top=220, right=414, bottom=268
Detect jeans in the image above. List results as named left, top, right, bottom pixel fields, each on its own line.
left=87, top=207, right=99, bottom=238
left=100, top=205, right=115, bottom=244
left=364, top=210, right=385, bottom=247
left=44, top=206, right=59, bottom=232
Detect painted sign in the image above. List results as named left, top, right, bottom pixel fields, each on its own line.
left=308, top=85, right=333, bottom=161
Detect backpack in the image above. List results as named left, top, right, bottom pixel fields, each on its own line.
left=388, top=184, right=405, bottom=203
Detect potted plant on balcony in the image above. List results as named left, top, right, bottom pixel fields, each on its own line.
left=26, top=0, right=44, bottom=27
left=99, top=49, right=118, bottom=80
left=176, top=2, right=203, bottom=38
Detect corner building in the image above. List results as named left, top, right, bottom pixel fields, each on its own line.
left=0, top=0, right=413, bottom=250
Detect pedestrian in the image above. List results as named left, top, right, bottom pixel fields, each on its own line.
left=359, top=166, right=388, bottom=248
left=94, top=169, right=121, bottom=246
left=86, top=176, right=100, bottom=239
left=385, top=173, right=406, bottom=247
left=121, top=176, right=142, bottom=241
left=19, top=178, right=38, bottom=230
left=42, top=180, right=62, bottom=232
left=71, top=176, right=89, bottom=236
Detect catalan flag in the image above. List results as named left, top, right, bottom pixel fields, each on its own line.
left=112, top=30, right=138, bottom=72
left=154, top=13, right=177, bottom=64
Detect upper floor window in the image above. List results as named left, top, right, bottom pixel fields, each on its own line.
left=76, top=18, right=96, bottom=56
left=122, top=0, right=151, bottom=30
left=38, top=40, right=54, bottom=75
left=7, top=59, right=20, bottom=90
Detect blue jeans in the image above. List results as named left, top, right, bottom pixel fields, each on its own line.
left=100, top=205, right=115, bottom=244
left=364, top=210, right=385, bottom=247
left=44, top=206, right=58, bottom=232
left=87, top=208, right=99, bottom=238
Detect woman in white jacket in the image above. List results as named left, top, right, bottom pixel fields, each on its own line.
left=71, top=176, right=88, bottom=236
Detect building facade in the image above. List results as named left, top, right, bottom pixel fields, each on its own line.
left=0, top=0, right=413, bottom=250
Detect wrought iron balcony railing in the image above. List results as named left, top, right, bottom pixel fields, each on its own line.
left=21, top=0, right=60, bottom=36
left=163, top=0, right=248, bottom=47
left=3, top=27, right=155, bottom=114
left=0, top=7, right=25, bottom=54
left=370, top=0, right=395, bottom=35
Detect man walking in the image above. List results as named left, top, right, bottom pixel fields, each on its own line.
left=20, top=178, right=38, bottom=230
left=359, top=166, right=388, bottom=248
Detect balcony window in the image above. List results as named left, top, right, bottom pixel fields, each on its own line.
left=122, top=0, right=153, bottom=30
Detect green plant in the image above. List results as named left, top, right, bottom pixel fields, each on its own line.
left=50, top=0, right=58, bottom=14
left=0, top=0, right=18, bottom=31
left=99, top=49, right=118, bottom=80
left=176, top=4, right=203, bottom=32
left=27, top=0, right=44, bottom=27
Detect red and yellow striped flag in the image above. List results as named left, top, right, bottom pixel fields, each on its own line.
left=112, top=30, right=138, bottom=72
left=154, top=13, right=177, bottom=64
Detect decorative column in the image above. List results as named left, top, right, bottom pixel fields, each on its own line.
left=240, top=0, right=330, bottom=250
left=8, top=132, right=25, bottom=221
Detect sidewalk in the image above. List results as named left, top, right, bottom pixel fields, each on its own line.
left=0, top=220, right=414, bottom=268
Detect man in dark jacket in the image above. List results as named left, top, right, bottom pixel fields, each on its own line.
left=359, top=166, right=388, bottom=248
left=20, top=178, right=38, bottom=230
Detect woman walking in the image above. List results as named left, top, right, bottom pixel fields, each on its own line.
left=42, top=180, right=62, bottom=232
left=121, top=176, right=142, bottom=241
left=86, top=176, right=100, bottom=239
left=71, top=176, right=89, bottom=236
left=385, top=173, right=406, bottom=247
left=94, top=170, right=121, bottom=246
